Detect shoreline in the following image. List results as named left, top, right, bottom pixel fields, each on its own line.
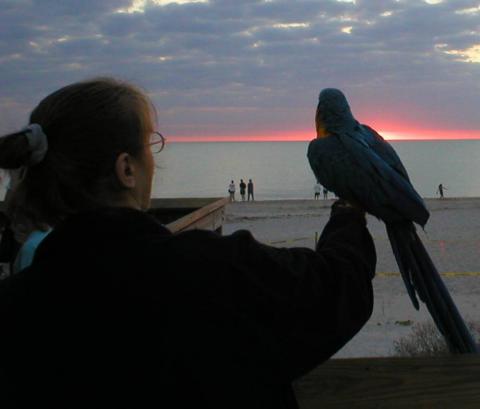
left=223, top=196, right=480, bottom=204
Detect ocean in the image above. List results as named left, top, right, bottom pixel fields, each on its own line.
left=0, top=140, right=477, bottom=201
left=152, top=140, right=480, bottom=200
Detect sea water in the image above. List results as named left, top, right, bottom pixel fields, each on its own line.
left=152, top=140, right=480, bottom=200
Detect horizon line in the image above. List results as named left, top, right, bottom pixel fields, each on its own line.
left=166, top=129, right=480, bottom=143
left=167, top=136, right=480, bottom=143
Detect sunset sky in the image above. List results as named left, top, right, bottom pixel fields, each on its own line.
left=1, top=0, right=479, bottom=141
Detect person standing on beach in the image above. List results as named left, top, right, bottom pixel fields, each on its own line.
left=239, top=179, right=246, bottom=201
left=0, top=78, right=375, bottom=409
left=247, top=178, right=254, bottom=201
left=323, top=187, right=329, bottom=200
left=314, top=182, right=321, bottom=200
left=228, top=180, right=236, bottom=202
left=437, top=183, right=447, bottom=198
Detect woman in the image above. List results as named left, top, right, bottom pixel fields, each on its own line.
left=0, top=78, right=375, bottom=409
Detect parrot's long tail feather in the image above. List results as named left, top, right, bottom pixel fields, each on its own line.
left=387, top=226, right=420, bottom=310
left=386, top=222, right=478, bottom=354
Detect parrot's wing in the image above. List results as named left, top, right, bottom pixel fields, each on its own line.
left=307, top=136, right=397, bottom=218
left=360, top=125, right=411, bottom=182
left=307, top=135, right=429, bottom=225
left=346, top=127, right=429, bottom=226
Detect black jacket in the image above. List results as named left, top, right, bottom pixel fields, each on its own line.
left=0, top=205, right=375, bottom=409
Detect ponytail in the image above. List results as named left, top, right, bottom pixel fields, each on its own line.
left=0, top=132, right=31, bottom=169
left=0, top=124, right=48, bottom=170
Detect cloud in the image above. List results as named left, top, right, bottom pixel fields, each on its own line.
left=0, top=0, right=479, bottom=136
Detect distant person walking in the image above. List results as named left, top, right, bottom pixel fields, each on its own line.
left=314, top=183, right=321, bottom=200
left=247, top=179, right=254, bottom=201
left=239, top=179, right=246, bottom=201
left=437, top=183, right=447, bottom=198
left=228, top=180, right=236, bottom=202
left=323, top=187, right=328, bottom=200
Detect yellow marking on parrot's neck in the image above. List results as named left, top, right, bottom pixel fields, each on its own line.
left=316, top=127, right=330, bottom=139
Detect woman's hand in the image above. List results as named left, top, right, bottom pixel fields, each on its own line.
left=331, top=199, right=366, bottom=216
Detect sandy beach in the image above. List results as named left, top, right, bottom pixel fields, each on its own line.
left=224, top=198, right=480, bottom=358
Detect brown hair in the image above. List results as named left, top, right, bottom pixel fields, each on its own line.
left=0, top=77, right=155, bottom=228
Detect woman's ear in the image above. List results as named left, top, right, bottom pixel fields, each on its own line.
left=114, top=152, right=137, bottom=189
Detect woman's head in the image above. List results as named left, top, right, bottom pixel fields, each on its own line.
left=0, top=77, right=158, bottom=227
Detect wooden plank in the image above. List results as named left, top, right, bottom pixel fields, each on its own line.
left=295, top=355, right=480, bottom=408
left=168, top=206, right=225, bottom=233
left=150, top=197, right=224, bottom=209
left=165, top=197, right=229, bottom=233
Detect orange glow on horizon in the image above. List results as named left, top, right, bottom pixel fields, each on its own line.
left=374, top=129, right=480, bottom=141
left=167, top=128, right=480, bottom=143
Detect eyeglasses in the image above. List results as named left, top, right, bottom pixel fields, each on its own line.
left=148, top=131, right=166, bottom=153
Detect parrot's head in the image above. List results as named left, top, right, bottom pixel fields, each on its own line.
left=316, top=88, right=357, bottom=137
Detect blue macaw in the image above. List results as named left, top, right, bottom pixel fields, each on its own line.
left=307, top=88, right=477, bottom=354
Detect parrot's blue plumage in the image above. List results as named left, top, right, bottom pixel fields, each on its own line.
left=309, top=88, right=428, bottom=225
left=308, top=88, right=477, bottom=354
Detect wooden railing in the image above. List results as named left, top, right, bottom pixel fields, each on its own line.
left=295, top=355, right=480, bottom=408
left=149, top=197, right=229, bottom=233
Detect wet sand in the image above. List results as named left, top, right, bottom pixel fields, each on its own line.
left=224, top=198, right=480, bottom=357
